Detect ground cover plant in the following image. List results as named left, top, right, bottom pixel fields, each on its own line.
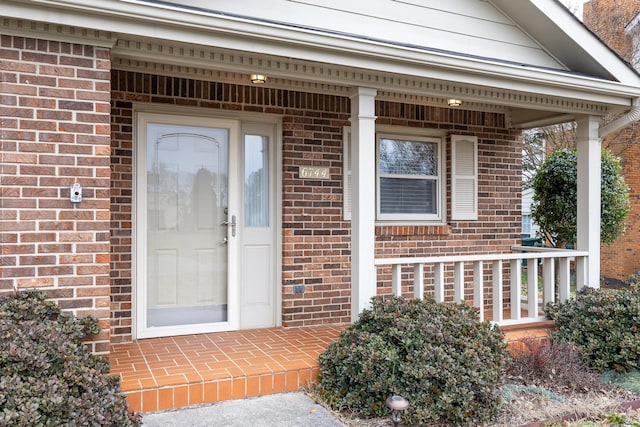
left=0, top=289, right=141, bottom=426
left=315, top=296, right=507, bottom=426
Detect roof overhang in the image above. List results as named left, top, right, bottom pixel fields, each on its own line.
left=490, top=0, right=640, bottom=83
left=5, top=0, right=640, bottom=128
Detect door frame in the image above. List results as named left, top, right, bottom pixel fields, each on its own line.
left=132, top=105, right=282, bottom=339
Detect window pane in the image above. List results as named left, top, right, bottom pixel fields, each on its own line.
left=380, top=177, right=437, bottom=214
left=245, top=134, right=269, bottom=227
left=522, top=214, right=531, bottom=235
left=379, top=138, right=437, bottom=175
left=146, top=125, right=229, bottom=327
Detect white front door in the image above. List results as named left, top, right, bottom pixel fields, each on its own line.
left=135, top=112, right=278, bottom=339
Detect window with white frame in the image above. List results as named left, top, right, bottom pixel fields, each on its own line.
left=376, top=134, right=442, bottom=221
left=343, top=129, right=478, bottom=223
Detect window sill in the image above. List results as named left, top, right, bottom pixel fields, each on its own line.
left=375, top=224, right=452, bottom=236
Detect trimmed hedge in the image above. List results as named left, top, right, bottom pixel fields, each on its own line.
left=316, top=296, right=507, bottom=426
left=545, top=286, right=640, bottom=372
left=0, top=289, right=141, bottom=426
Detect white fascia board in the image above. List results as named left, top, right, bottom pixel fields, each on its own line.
left=492, top=0, right=640, bottom=84
left=6, top=0, right=640, bottom=106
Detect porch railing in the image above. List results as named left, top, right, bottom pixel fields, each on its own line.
left=374, top=247, right=589, bottom=327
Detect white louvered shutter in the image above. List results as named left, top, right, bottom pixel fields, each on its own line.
left=451, top=135, right=478, bottom=220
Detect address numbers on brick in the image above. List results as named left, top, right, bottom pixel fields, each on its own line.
left=299, top=166, right=330, bottom=180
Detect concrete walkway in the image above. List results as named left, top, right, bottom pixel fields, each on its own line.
left=142, top=392, right=345, bottom=426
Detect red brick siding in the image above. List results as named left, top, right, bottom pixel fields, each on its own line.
left=0, top=35, right=112, bottom=354
left=601, top=130, right=640, bottom=281
left=281, top=102, right=352, bottom=326
left=584, top=0, right=640, bottom=281
left=583, top=0, right=637, bottom=61
left=109, top=99, right=133, bottom=343
left=110, top=71, right=520, bottom=341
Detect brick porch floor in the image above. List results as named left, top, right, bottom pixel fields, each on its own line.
left=109, top=325, right=347, bottom=413
left=110, top=320, right=552, bottom=413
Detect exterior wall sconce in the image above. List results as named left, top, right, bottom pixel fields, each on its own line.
left=250, top=74, right=267, bottom=84
left=385, top=395, right=409, bottom=426
left=447, top=98, right=462, bottom=107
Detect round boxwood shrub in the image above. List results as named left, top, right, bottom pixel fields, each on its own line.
left=316, top=296, right=507, bottom=426
left=0, top=289, right=141, bottom=426
left=545, top=285, right=640, bottom=373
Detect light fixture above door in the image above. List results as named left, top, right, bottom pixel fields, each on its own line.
left=447, top=98, right=462, bottom=107
left=250, top=74, right=267, bottom=84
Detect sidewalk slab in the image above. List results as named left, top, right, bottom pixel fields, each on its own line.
left=142, top=392, right=344, bottom=427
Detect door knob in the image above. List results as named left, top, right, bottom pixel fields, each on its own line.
left=221, top=215, right=237, bottom=237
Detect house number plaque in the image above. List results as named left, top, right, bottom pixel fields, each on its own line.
left=299, top=166, right=330, bottom=180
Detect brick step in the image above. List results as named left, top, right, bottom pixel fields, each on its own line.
left=109, top=325, right=345, bottom=413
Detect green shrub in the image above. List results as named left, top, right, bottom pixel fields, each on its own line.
left=0, top=289, right=141, bottom=426
left=315, top=296, right=507, bottom=426
left=545, top=286, right=640, bottom=372
left=626, top=273, right=640, bottom=286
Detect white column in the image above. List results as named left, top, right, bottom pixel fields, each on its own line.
left=349, top=87, right=377, bottom=322
left=575, top=115, right=601, bottom=288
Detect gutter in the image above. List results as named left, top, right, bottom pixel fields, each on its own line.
left=599, top=98, right=640, bottom=138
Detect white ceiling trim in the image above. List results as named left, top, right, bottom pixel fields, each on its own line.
left=111, top=56, right=510, bottom=115
left=1, top=16, right=116, bottom=47
left=111, top=41, right=613, bottom=117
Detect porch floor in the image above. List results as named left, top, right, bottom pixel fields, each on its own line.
left=109, top=325, right=346, bottom=413
left=110, top=321, right=552, bottom=413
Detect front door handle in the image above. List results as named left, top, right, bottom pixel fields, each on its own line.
left=221, top=215, right=237, bottom=237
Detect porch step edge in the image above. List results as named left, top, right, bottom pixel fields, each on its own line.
left=124, top=367, right=321, bottom=413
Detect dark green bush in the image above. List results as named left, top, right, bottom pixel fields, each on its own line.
left=316, top=296, right=507, bottom=426
left=545, top=286, right=640, bottom=372
left=0, top=289, right=141, bottom=426
left=626, top=273, right=640, bottom=286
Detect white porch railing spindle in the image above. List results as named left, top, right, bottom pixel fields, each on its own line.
left=392, top=264, right=402, bottom=297
left=510, top=259, right=521, bottom=320
left=454, top=261, right=464, bottom=303
left=492, top=260, right=503, bottom=323
left=558, top=257, right=570, bottom=302
left=473, top=261, right=484, bottom=322
left=414, top=263, right=424, bottom=299
left=527, top=258, right=539, bottom=317
left=434, top=262, right=445, bottom=302
left=374, top=249, right=588, bottom=327
left=543, top=257, right=555, bottom=304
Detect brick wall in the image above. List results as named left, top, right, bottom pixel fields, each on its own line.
left=603, top=132, right=640, bottom=281
left=584, top=0, right=640, bottom=282
left=583, top=0, right=637, bottom=60
left=0, top=35, right=112, bottom=354
left=110, top=70, right=520, bottom=341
